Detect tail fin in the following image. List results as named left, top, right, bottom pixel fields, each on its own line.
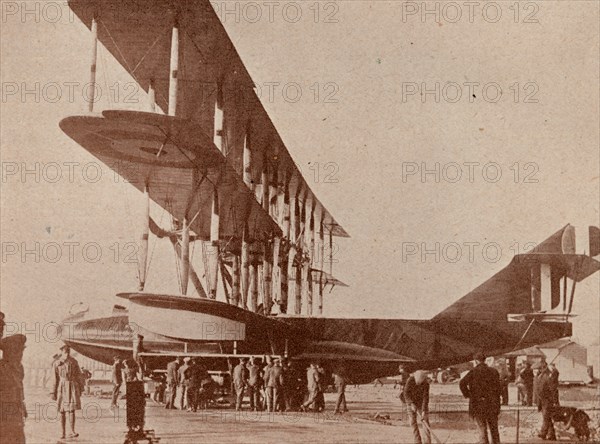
left=433, top=225, right=600, bottom=321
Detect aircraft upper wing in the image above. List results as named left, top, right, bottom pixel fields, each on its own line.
left=67, top=0, right=348, bottom=237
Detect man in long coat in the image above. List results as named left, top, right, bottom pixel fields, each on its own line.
left=459, top=352, right=502, bottom=444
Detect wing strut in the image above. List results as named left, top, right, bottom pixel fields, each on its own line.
left=168, top=21, right=179, bottom=117
left=137, top=183, right=150, bottom=291
left=88, top=16, right=98, bottom=113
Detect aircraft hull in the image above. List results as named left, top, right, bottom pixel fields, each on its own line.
left=60, top=293, right=572, bottom=384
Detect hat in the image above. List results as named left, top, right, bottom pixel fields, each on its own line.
left=183, top=357, right=191, bottom=362
left=473, top=352, right=486, bottom=363
left=414, top=370, right=428, bottom=384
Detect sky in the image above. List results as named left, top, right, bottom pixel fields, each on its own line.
left=1, top=1, right=598, bottom=360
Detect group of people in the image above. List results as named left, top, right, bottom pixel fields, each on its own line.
left=110, top=356, right=144, bottom=409
left=164, top=356, right=215, bottom=411
left=221, top=357, right=349, bottom=414
left=401, top=352, right=563, bottom=444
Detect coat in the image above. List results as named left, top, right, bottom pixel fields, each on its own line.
left=248, top=364, right=262, bottom=387
left=166, top=360, right=179, bottom=385
left=233, top=363, right=248, bottom=388
left=52, top=356, right=83, bottom=412
left=306, top=366, right=320, bottom=392
left=459, top=363, right=501, bottom=418
left=403, top=375, right=430, bottom=412
left=178, top=364, right=190, bottom=386
left=535, top=369, right=557, bottom=411
left=111, top=362, right=123, bottom=385
left=266, top=365, right=284, bottom=388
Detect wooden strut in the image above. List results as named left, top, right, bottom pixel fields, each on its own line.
left=303, top=199, right=314, bottom=316
left=148, top=79, right=156, bottom=113
left=208, top=187, right=220, bottom=299
left=88, top=16, right=98, bottom=113
left=231, top=254, right=241, bottom=306
left=168, top=22, right=179, bottom=117
left=261, top=155, right=272, bottom=314
left=138, top=183, right=150, bottom=291
left=180, top=216, right=190, bottom=295
left=280, top=174, right=291, bottom=313
left=318, top=212, right=325, bottom=314
left=288, top=192, right=298, bottom=314
left=241, top=128, right=253, bottom=309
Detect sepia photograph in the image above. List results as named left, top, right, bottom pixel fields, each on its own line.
left=1, top=0, right=599, bottom=442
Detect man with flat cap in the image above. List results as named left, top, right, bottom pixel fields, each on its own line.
left=110, top=356, right=123, bottom=410
left=178, top=357, right=191, bottom=410
left=459, top=352, right=502, bottom=444
left=233, top=357, right=249, bottom=411
left=404, top=370, right=431, bottom=444
left=265, top=358, right=284, bottom=412
left=52, top=344, right=84, bottom=440
left=165, top=356, right=182, bottom=409
left=0, top=332, right=27, bottom=444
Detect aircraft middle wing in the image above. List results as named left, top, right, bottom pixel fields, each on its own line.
left=60, top=110, right=281, bottom=242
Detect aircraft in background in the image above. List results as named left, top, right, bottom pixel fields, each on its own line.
left=58, top=0, right=600, bottom=383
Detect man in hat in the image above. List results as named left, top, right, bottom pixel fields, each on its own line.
left=165, top=356, right=182, bottom=409
left=535, top=361, right=557, bottom=441
left=52, top=345, right=83, bottom=439
left=404, top=370, right=430, bottom=444
left=233, top=357, right=249, bottom=411
left=247, top=357, right=263, bottom=411
left=333, top=366, right=348, bottom=414
left=110, top=356, right=123, bottom=409
left=178, top=357, right=191, bottom=410
left=265, top=358, right=284, bottom=412
left=0, top=333, right=27, bottom=444
left=301, top=362, right=321, bottom=412
left=519, top=362, right=534, bottom=406
left=459, top=352, right=502, bottom=444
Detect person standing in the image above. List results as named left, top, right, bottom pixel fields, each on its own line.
left=519, top=362, right=534, bottom=407
left=459, top=352, right=502, bottom=444
left=548, top=363, right=560, bottom=406
left=403, top=370, right=430, bottom=444
left=186, top=358, right=201, bottom=412
left=265, top=358, right=284, bottom=412
left=247, top=357, right=262, bottom=411
left=301, top=362, right=321, bottom=412
left=233, top=357, right=249, bottom=411
left=0, top=333, right=27, bottom=444
left=110, top=356, right=123, bottom=409
left=52, top=345, right=83, bottom=440
left=535, top=362, right=557, bottom=441
left=496, top=361, right=510, bottom=406
left=178, top=357, right=191, bottom=410
left=262, top=357, right=274, bottom=410
left=333, top=367, right=348, bottom=414
left=165, top=357, right=181, bottom=409
left=315, top=363, right=326, bottom=412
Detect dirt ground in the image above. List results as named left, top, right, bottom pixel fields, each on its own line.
left=18, top=383, right=600, bottom=444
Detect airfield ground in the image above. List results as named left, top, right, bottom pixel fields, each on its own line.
left=21, top=384, right=599, bottom=443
